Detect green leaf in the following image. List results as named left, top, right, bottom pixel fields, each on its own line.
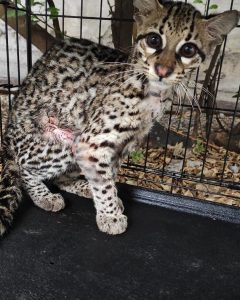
left=130, top=150, right=145, bottom=164
left=16, top=10, right=26, bottom=16
left=193, top=0, right=203, bottom=3
left=209, top=4, right=218, bottom=9
left=31, top=15, right=39, bottom=23
left=7, top=9, right=16, bottom=17
left=193, top=139, right=205, bottom=155
left=47, top=6, right=60, bottom=19
left=7, top=8, right=26, bottom=17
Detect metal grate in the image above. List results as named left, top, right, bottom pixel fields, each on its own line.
left=0, top=0, right=240, bottom=206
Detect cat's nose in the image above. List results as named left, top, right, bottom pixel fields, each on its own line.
left=155, top=64, right=173, bottom=78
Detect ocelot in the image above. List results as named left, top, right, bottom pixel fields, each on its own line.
left=0, top=0, right=239, bottom=235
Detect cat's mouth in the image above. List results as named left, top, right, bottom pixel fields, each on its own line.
left=147, top=63, right=184, bottom=87
left=158, top=74, right=185, bottom=86
left=150, top=75, right=179, bottom=89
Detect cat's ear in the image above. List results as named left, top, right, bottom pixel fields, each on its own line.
left=204, top=10, right=239, bottom=45
left=133, top=0, right=163, bottom=12
left=133, top=0, right=163, bottom=23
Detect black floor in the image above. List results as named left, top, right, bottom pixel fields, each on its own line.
left=0, top=191, right=240, bottom=300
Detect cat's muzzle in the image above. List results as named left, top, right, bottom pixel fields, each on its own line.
left=155, top=63, right=173, bottom=81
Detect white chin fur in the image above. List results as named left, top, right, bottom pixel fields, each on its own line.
left=149, top=79, right=171, bottom=92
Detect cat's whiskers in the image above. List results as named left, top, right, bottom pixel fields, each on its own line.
left=95, top=62, right=138, bottom=69
left=104, top=69, right=139, bottom=81
left=177, top=83, right=194, bottom=110
left=182, top=82, right=202, bottom=113
left=174, top=85, right=182, bottom=115
left=104, top=68, right=146, bottom=80
left=103, top=70, right=142, bottom=90
left=179, top=82, right=201, bottom=114
left=96, top=61, right=149, bottom=76
left=96, top=61, right=161, bottom=85
left=187, top=79, right=215, bottom=99
left=103, top=65, right=149, bottom=90
left=118, top=72, right=144, bottom=90
left=100, top=61, right=147, bottom=69
left=107, top=69, right=139, bottom=80
left=180, top=74, right=214, bottom=101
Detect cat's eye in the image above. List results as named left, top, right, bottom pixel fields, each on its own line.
left=146, top=33, right=162, bottom=49
left=179, top=43, right=198, bottom=58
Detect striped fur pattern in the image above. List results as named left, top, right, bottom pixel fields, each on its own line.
left=0, top=0, right=238, bottom=235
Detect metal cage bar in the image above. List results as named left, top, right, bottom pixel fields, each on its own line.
left=0, top=0, right=240, bottom=206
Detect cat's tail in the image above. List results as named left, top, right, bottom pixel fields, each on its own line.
left=0, top=146, right=22, bottom=236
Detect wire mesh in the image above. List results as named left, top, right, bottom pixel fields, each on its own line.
left=0, top=0, right=240, bottom=206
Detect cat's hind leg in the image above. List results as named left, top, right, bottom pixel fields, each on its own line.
left=55, top=174, right=124, bottom=212
left=55, top=176, right=93, bottom=199
left=22, top=170, right=65, bottom=212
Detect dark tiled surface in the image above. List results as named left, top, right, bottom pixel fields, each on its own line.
left=0, top=191, right=240, bottom=300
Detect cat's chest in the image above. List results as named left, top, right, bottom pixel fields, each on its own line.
left=138, top=89, right=170, bottom=123
left=140, top=95, right=165, bottom=118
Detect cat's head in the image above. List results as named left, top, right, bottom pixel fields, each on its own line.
left=132, top=0, right=239, bottom=88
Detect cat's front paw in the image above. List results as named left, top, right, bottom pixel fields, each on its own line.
left=96, top=213, right=128, bottom=235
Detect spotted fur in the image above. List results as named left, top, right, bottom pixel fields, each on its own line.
left=0, top=0, right=238, bottom=235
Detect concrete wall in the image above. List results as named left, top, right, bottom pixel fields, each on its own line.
left=0, top=0, right=239, bottom=100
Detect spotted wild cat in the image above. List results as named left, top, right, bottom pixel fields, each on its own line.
left=0, top=0, right=239, bottom=235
